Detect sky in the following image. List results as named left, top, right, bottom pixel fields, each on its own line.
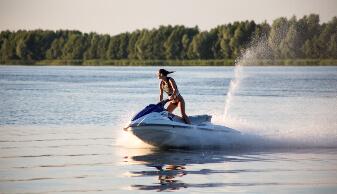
left=0, top=0, right=336, bottom=35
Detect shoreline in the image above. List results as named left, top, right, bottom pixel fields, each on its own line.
left=1, top=59, right=337, bottom=66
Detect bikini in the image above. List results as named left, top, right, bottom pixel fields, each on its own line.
left=161, top=77, right=180, bottom=104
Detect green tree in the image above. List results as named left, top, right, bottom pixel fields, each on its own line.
left=62, top=32, right=88, bottom=60
left=268, top=17, right=289, bottom=58
left=327, top=33, right=337, bottom=58
left=181, top=26, right=199, bottom=59
left=280, top=17, right=302, bottom=58
left=117, top=33, right=129, bottom=59
left=46, top=36, right=65, bottom=59
left=107, top=35, right=120, bottom=59
left=153, top=25, right=173, bottom=59
left=0, top=31, right=18, bottom=61
left=83, top=33, right=100, bottom=59
left=188, top=31, right=213, bottom=59
left=302, top=36, right=321, bottom=58
left=97, top=34, right=110, bottom=59
left=127, top=31, right=140, bottom=59
left=164, top=26, right=185, bottom=59
left=135, top=30, right=157, bottom=60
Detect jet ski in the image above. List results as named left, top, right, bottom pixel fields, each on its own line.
left=124, top=99, right=241, bottom=148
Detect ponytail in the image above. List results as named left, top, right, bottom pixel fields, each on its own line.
left=159, top=69, right=174, bottom=76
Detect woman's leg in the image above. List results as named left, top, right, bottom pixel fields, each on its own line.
left=166, top=102, right=178, bottom=113
left=178, top=97, right=191, bottom=124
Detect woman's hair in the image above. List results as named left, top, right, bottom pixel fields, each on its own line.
left=159, top=69, right=174, bottom=76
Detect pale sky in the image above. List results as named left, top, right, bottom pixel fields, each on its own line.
left=0, top=0, right=336, bottom=35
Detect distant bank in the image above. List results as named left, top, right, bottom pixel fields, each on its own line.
left=1, top=59, right=337, bottom=66
left=1, top=14, right=336, bottom=66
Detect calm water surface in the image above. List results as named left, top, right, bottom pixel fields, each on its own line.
left=0, top=66, right=337, bottom=193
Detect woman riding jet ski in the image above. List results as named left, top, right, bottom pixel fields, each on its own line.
left=123, top=69, right=240, bottom=148
left=157, top=69, right=191, bottom=124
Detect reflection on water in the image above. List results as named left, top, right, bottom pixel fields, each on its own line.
left=123, top=148, right=337, bottom=192
left=133, top=164, right=187, bottom=191
left=125, top=149, right=267, bottom=191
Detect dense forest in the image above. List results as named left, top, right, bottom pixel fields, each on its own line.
left=0, top=14, right=336, bottom=65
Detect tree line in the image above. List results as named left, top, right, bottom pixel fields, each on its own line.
left=0, top=14, right=336, bottom=64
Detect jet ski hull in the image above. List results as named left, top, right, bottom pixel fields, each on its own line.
left=126, top=123, right=240, bottom=148
left=128, top=126, right=184, bottom=147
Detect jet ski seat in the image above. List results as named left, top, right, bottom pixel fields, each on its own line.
left=170, top=114, right=212, bottom=125
left=189, top=115, right=212, bottom=124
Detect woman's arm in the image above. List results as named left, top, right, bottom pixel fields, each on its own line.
left=159, top=81, right=163, bottom=101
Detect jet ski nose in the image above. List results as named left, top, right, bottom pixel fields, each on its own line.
left=123, top=122, right=140, bottom=131
left=123, top=125, right=130, bottom=131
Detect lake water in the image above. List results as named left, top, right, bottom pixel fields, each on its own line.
left=0, top=66, right=337, bottom=193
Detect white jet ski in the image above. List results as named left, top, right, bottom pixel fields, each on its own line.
left=124, top=99, right=240, bottom=148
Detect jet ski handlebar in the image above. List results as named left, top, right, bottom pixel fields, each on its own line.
left=156, top=99, right=171, bottom=107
